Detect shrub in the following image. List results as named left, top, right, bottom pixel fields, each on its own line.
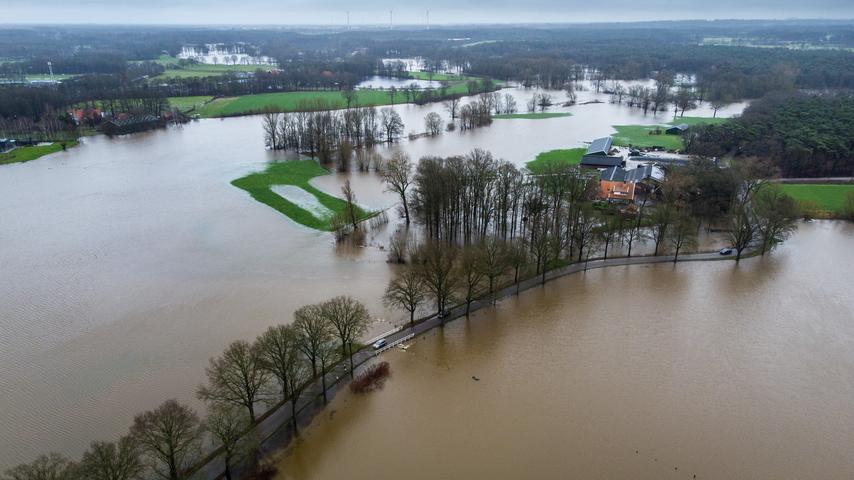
left=350, top=361, right=390, bottom=393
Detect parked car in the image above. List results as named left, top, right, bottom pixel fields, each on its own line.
left=372, top=339, right=387, bottom=350
left=719, top=248, right=733, bottom=255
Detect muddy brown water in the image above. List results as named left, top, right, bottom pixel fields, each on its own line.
left=0, top=83, right=749, bottom=466
left=275, top=221, right=854, bottom=480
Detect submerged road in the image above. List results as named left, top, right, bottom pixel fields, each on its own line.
left=192, top=249, right=738, bottom=480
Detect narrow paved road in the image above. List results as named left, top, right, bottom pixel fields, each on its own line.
left=192, top=250, right=736, bottom=479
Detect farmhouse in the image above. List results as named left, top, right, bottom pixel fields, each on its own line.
left=100, top=115, right=164, bottom=136
left=581, top=137, right=624, bottom=167
left=665, top=123, right=689, bottom=135
left=598, top=180, right=636, bottom=202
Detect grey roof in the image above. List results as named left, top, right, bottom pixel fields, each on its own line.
left=625, top=164, right=665, bottom=183
left=599, top=166, right=626, bottom=182
left=585, top=137, right=612, bottom=156
left=666, top=123, right=689, bottom=132
left=581, top=154, right=622, bottom=167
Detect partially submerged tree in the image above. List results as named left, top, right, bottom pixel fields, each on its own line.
left=130, top=400, right=201, bottom=480
left=341, top=179, right=359, bottom=231
left=424, top=112, right=443, bottom=136
left=667, top=213, right=698, bottom=263
left=322, top=296, right=370, bottom=376
left=381, top=152, right=413, bottom=224
left=197, top=341, right=269, bottom=423
left=293, top=304, right=333, bottom=377
left=754, top=188, right=799, bottom=255
left=255, top=324, right=300, bottom=402
left=459, top=245, right=486, bottom=317
left=412, top=241, right=459, bottom=324
left=383, top=269, right=425, bottom=328
left=3, top=453, right=77, bottom=480
left=204, top=404, right=251, bottom=480
left=728, top=205, right=758, bottom=262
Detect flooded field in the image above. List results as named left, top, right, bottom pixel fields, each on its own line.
left=276, top=221, right=854, bottom=480
left=0, top=82, right=746, bottom=466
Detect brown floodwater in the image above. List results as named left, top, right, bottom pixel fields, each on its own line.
left=276, top=221, right=854, bottom=480
left=0, top=81, right=746, bottom=466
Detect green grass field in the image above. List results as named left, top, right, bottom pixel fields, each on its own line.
left=408, top=71, right=468, bottom=81
left=167, top=96, right=214, bottom=112
left=191, top=80, right=477, bottom=117
left=151, top=55, right=272, bottom=79
left=0, top=141, right=78, bottom=166
left=494, top=112, right=572, bottom=120
left=776, top=184, right=854, bottom=213
left=525, top=148, right=586, bottom=173
left=611, top=117, right=731, bottom=150
left=231, top=160, right=372, bottom=231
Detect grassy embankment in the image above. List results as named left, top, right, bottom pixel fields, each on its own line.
left=494, top=112, right=572, bottom=120
left=152, top=55, right=271, bottom=79
left=611, top=116, right=730, bottom=150
left=0, top=141, right=78, bottom=166
left=193, top=79, right=478, bottom=118
left=231, top=160, right=373, bottom=231
left=525, top=148, right=586, bottom=173
left=775, top=184, right=854, bottom=217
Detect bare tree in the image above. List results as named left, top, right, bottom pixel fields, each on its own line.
left=130, top=400, right=202, bottom=480
left=255, top=324, right=300, bottom=401
left=443, top=97, right=460, bottom=121
left=3, top=454, right=76, bottom=480
left=281, top=353, right=311, bottom=432
left=728, top=205, right=758, bottom=263
left=387, top=227, right=409, bottom=263
left=649, top=203, right=674, bottom=256
left=476, top=237, right=508, bottom=303
left=316, top=341, right=339, bottom=404
left=384, top=268, right=426, bottom=328
left=293, top=304, right=333, bottom=377
left=381, top=152, right=413, bottom=224
left=424, top=112, right=443, bottom=136
left=507, top=239, right=529, bottom=294
left=460, top=245, right=486, bottom=317
left=754, top=188, right=799, bottom=255
left=322, top=296, right=370, bottom=376
left=668, top=213, right=698, bottom=263
left=412, top=241, right=459, bottom=325
left=197, top=341, right=270, bottom=423
left=342, top=87, right=358, bottom=110
left=380, top=108, right=404, bottom=143
left=341, top=179, right=359, bottom=231
left=205, top=405, right=251, bottom=480
left=78, top=436, right=143, bottom=480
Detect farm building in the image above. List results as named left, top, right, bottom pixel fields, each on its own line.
left=581, top=136, right=623, bottom=167
left=598, top=180, right=636, bottom=202
left=100, top=115, right=164, bottom=136
left=665, top=123, right=689, bottom=135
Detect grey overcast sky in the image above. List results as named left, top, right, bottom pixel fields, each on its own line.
left=5, top=0, right=854, bottom=25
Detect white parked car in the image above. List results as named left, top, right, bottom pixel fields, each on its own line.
left=719, top=248, right=733, bottom=255
left=372, top=339, right=387, bottom=350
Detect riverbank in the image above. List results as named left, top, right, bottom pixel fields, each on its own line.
left=192, top=248, right=744, bottom=480
left=0, top=140, right=79, bottom=166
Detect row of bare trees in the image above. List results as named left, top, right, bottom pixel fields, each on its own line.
left=263, top=106, right=404, bottom=159
left=4, top=296, right=372, bottom=480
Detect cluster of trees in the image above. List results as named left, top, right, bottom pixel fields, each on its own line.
left=3, top=296, right=372, bottom=480
left=685, top=93, right=854, bottom=178
left=262, top=105, right=403, bottom=161
left=379, top=151, right=803, bottom=326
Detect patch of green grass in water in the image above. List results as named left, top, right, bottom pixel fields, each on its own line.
left=0, top=141, right=78, bottom=166
left=231, top=160, right=372, bottom=231
left=611, top=125, right=685, bottom=150
left=494, top=112, right=572, bottom=120
left=525, top=148, right=586, bottom=173
left=775, top=184, right=854, bottom=213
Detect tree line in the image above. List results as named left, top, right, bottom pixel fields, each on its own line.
left=2, top=296, right=373, bottom=480
left=685, top=92, right=854, bottom=177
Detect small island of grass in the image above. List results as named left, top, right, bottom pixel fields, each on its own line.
left=775, top=184, right=854, bottom=215
left=231, top=160, right=374, bottom=231
left=494, top=112, right=572, bottom=120
left=0, top=141, right=79, bottom=166
left=525, top=148, right=586, bottom=173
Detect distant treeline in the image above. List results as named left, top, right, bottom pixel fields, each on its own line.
left=685, top=93, right=854, bottom=178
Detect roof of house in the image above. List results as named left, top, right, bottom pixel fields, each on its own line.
left=581, top=154, right=622, bottom=167
left=600, top=166, right=626, bottom=182
left=625, top=164, right=665, bottom=183
left=666, top=123, right=689, bottom=132
left=585, top=137, right=612, bottom=156
left=598, top=180, right=636, bottom=202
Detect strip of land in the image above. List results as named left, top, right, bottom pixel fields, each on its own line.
left=494, top=112, right=572, bottom=120
left=231, top=160, right=373, bottom=231
left=611, top=116, right=730, bottom=150
left=0, top=141, right=78, bottom=166
left=525, top=148, right=586, bottom=173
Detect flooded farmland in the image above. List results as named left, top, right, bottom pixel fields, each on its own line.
left=0, top=82, right=747, bottom=466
